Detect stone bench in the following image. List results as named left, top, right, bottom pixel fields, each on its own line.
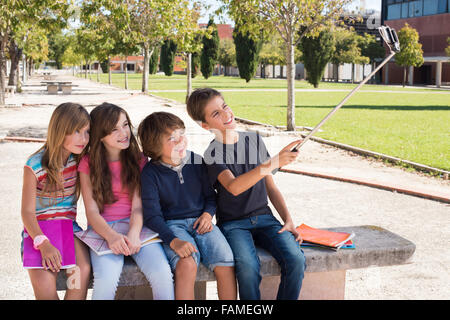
left=56, top=225, right=415, bottom=300
left=42, top=82, right=77, bottom=95
left=5, top=85, right=16, bottom=97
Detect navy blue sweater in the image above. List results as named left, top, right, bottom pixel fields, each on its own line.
left=141, top=151, right=216, bottom=244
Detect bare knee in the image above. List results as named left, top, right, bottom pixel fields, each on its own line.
left=175, top=257, right=197, bottom=280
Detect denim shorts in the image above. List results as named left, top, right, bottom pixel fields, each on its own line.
left=162, top=217, right=234, bottom=272
left=20, top=220, right=83, bottom=261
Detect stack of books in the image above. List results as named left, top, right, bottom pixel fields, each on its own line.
left=296, top=224, right=355, bottom=251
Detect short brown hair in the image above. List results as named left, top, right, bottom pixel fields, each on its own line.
left=186, top=88, right=223, bottom=123
left=138, top=112, right=185, bottom=160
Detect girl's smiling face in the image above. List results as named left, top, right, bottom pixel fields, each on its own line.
left=101, top=112, right=131, bottom=152
left=62, top=124, right=90, bottom=155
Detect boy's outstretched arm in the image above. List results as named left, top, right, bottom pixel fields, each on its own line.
left=265, top=175, right=302, bottom=243
left=217, top=139, right=302, bottom=197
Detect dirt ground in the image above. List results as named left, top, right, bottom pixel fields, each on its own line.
left=0, top=74, right=448, bottom=300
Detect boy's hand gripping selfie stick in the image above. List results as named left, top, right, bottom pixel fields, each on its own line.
left=291, top=26, right=400, bottom=152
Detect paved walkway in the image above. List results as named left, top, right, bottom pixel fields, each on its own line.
left=1, top=74, right=449, bottom=300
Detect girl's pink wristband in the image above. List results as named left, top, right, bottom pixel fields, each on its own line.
left=33, top=235, right=49, bottom=250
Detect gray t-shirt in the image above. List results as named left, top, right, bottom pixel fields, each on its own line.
left=203, top=131, right=274, bottom=225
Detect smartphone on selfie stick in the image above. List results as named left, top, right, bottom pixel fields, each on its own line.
left=291, top=26, right=400, bottom=153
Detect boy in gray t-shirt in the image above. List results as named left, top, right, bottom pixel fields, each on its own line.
left=187, top=88, right=306, bottom=300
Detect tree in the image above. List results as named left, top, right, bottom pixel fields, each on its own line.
left=48, top=31, right=70, bottom=69
left=395, top=23, right=424, bottom=87
left=0, top=0, right=70, bottom=105
left=218, top=38, right=236, bottom=76
left=160, top=39, right=178, bottom=76
left=358, top=33, right=385, bottom=83
left=330, top=27, right=368, bottom=82
left=149, top=46, right=160, bottom=74
left=446, top=37, right=450, bottom=57
left=90, top=0, right=197, bottom=93
left=223, top=0, right=353, bottom=131
left=298, top=27, right=335, bottom=88
left=233, top=24, right=262, bottom=82
left=201, top=18, right=219, bottom=79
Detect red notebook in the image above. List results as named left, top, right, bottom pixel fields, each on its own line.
left=296, top=224, right=355, bottom=250
left=23, top=219, right=76, bottom=269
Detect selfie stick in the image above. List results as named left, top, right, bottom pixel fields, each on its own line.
left=291, top=26, right=400, bottom=152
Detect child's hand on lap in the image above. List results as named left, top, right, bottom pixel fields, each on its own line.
left=126, top=231, right=141, bottom=255
left=107, top=231, right=131, bottom=256
left=193, top=212, right=213, bottom=234
left=170, top=238, right=198, bottom=258
left=278, top=220, right=303, bottom=244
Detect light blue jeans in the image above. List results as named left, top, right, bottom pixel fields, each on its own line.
left=89, top=231, right=174, bottom=300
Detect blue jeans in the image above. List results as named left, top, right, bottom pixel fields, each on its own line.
left=90, top=242, right=174, bottom=300
left=219, top=214, right=306, bottom=300
left=162, top=218, right=234, bottom=272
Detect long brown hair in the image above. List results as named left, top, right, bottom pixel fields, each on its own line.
left=88, top=103, right=141, bottom=212
left=33, top=102, right=90, bottom=203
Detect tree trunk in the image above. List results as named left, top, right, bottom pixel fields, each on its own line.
left=96, top=62, right=100, bottom=82
left=334, top=64, right=339, bottom=82
left=125, top=56, right=128, bottom=90
left=142, top=45, right=150, bottom=93
left=15, top=62, right=21, bottom=92
left=403, top=66, right=406, bottom=87
left=108, top=57, right=112, bottom=85
left=0, top=33, right=8, bottom=106
left=85, top=59, right=88, bottom=79
left=186, top=53, right=192, bottom=102
left=351, top=63, right=355, bottom=84
left=286, top=32, right=296, bottom=131
left=8, top=41, right=20, bottom=86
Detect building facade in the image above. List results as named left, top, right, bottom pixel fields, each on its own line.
left=382, top=0, right=450, bottom=86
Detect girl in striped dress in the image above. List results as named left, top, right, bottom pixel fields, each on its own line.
left=21, top=103, right=92, bottom=299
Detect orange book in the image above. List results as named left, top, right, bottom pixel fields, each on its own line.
left=296, top=224, right=355, bottom=250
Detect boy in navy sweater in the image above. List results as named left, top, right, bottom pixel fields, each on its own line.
left=186, top=88, right=306, bottom=300
left=138, top=112, right=236, bottom=300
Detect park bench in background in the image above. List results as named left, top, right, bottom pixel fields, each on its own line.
left=41, top=81, right=77, bottom=95
left=56, top=225, right=415, bottom=300
left=5, top=85, right=16, bottom=97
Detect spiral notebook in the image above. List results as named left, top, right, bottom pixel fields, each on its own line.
left=22, top=219, right=76, bottom=269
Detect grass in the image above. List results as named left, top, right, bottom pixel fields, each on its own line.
left=84, top=73, right=450, bottom=171
left=86, top=72, right=449, bottom=92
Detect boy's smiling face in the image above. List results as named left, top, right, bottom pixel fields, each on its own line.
left=201, top=95, right=236, bottom=133
left=160, top=127, right=187, bottom=166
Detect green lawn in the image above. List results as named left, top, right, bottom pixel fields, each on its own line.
left=87, top=72, right=449, bottom=92
left=85, top=73, right=450, bottom=171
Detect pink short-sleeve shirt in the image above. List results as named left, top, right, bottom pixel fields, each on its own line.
left=78, top=154, right=148, bottom=222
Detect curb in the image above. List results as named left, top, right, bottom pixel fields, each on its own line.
left=279, top=168, right=450, bottom=204
left=1, top=136, right=45, bottom=143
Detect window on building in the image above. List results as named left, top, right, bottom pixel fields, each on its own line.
left=401, top=2, right=409, bottom=18
left=409, top=0, right=423, bottom=17
left=127, top=63, right=135, bottom=71
left=387, top=3, right=402, bottom=19
left=423, top=0, right=439, bottom=15
left=439, top=0, right=449, bottom=13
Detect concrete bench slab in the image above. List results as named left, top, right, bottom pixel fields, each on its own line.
left=5, top=86, right=16, bottom=97
left=56, top=225, right=415, bottom=300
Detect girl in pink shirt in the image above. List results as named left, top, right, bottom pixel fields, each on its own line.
left=78, top=103, right=174, bottom=300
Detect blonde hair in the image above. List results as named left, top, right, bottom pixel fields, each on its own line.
left=33, top=103, right=90, bottom=202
